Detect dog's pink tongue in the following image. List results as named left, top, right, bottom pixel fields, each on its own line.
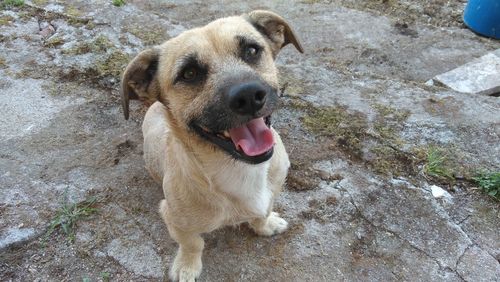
left=229, top=118, right=274, bottom=156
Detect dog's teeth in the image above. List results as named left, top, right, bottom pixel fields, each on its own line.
left=201, top=126, right=210, bottom=133
left=223, top=131, right=230, bottom=138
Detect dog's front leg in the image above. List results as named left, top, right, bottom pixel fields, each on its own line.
left=249, top=212, right=288, bottom=236
left=167, top=225, right=204, bottom=282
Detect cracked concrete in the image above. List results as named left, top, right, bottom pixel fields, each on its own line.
left=0, top=0, right=499, bottom=281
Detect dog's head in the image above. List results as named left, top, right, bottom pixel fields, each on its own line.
left=121, top=10, right=303, bottom=164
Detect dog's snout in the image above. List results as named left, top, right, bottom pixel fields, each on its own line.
left=227, top=82, right=267, bottom=115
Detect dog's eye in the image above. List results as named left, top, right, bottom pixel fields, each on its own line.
left=246, top=46, right=258, bottom=57
left=182, top=68, right=197, bottom=81
left=242, top=44, right=261, bottom=63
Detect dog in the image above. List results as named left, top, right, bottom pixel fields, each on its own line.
left=120, top=10, right=303, bottom=281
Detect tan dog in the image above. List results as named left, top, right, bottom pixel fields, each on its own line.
left=120, top=10, right=303, bottom=281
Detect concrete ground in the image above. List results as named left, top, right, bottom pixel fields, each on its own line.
left=0, top=0, right=499, bottom=281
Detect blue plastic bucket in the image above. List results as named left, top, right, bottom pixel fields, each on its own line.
left=464, top=0, right=500, bottom=39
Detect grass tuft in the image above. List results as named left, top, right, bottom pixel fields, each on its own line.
left=101, top=271, right=111, bottom=282
left=424, top=147, right=452, bottom=179
left=473, top=172, right=500, bottom=199
left=42, top=196, right=98, bottom=245
left=2, top=0, right=24, bottom=8
left=112, top=0, right=125, bottom=7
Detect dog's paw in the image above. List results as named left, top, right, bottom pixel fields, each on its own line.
left=251, top=212, right=288, bottom=236
left=169, top=253, right=202, bottom=282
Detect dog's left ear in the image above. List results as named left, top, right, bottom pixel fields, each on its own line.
left=120, top=48, right=161, bottom=120
left=245, top=10, right=304, bottom=58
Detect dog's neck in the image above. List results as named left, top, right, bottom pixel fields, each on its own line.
left=208, top=158, right=272, bottom=218
left=174, top=134, right=273, bottom=218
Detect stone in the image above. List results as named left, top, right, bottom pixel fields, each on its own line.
left=0, top=227, right=35, bottom=249
left=106, top=237, right=163, bottom=278
left=430, top=185, right=448, bottom=198
left=456, top=246, right=500, bottom=282
left=433, top=52, right=500, bottom=95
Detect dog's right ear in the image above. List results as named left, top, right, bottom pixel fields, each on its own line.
left=120, top=48, right=161, bottom=120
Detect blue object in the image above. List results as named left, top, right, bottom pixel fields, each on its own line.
left=464, top=0, right=500, bottom=39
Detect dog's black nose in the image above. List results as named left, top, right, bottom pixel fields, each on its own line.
left=227, top=81, right=267, bottom=115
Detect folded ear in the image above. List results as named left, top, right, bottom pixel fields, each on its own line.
left=245, top=10, right=304, bottom=58
left=120, top=48, right=161, bottom=120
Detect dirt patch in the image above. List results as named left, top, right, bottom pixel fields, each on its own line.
left=12, top=4, right=93, bottom=27
left=299, top=196, right=338, bottom=223
left=287, top=98, right=369, bottom=160
left=337, top=0, right=468, bottom=28
left=121, top=17, right=169, bottom=46
left=284, top=97, right=421, bottom=180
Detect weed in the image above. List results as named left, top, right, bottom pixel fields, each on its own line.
left=473, top=172, right=500, bottom=199
left=424, top=147, right=452, bottom=179
left=42, top=196, right=98, bottom=245
left=2, top=0, right=24, bottom=8
left=112, top=0, right=125, bottom=7
left=101, top=272, right=111, bottom=282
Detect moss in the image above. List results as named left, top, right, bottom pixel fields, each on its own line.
left=372, top=103, right=409, bottom=141
left=32, top=0, right=48, bottom=5
left=278, top=71, right=306, bottom=97
left=64, top=5, right=82, bottom=17
left=373, top=104, right=410, bottom=122
left=93, top=35, right=114, bottom=52
left=302, top=104, right=368, bottom=158
left=0, top=15, right=14, bottom=25
left=368, top=145, right=421, bottom=177
left=62, top=42, right=91, bottom=55
left=41, top=81, right=85, bottom=97
left=300, top=0, right=322, bottom=3
left=95, top=50, right=130, bottom=78
left=345, top=103, right=416, bottom=177
left=62, top=35, right=114, bottom=55
left=44, top=36, right=64, bottom=48
left=85, top=21, right=95, bottom=30
left=125, top=24, right=168, bottom=46
left=0, top=56, right=7, bottom=69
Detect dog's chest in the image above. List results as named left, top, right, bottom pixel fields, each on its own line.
left=212, top=162, right=271, bottom=218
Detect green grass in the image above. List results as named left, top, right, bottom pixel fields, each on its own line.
left=3, top=0, right=24, bottom=7
left=424, top=147, right=452, bottom=179
left=42, top=196, right=98, bottom=245
left=112, top=0, right=125, bottom=7
left=101, top=272, right=111, bottom=282
left=473, top=172, right=500, bottom=199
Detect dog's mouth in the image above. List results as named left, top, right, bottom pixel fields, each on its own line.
left=192, top=116, right=274, bottom=164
